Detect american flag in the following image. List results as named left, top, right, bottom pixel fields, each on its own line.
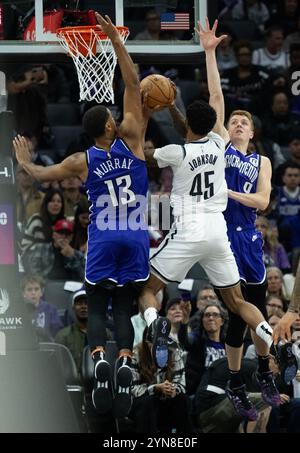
left=160, top=13, right=190, bottom=30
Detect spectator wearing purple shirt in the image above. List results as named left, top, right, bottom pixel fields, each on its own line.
left=21, top=274, right=63, bottom=341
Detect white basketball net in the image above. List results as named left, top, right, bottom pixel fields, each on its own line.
left=57, top=27, right=129, bottom=104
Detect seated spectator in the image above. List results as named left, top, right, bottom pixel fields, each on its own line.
left=255, top=215, right=291, bottom=272
left=274, top=163, right=300, bottom=251
left=284, top=16, right=300, bottom=50
left=23, top=218, right=85, bottom=281
left=33, top=64, right=71, bottom=104
left=60, top=176, right=87, bottom=218
left=70, top=198, right=90, bottom=254
left=221, top=40, right=270, bottom=114
left=133, top=10, right=160, bottom=40
left=15, top=164, right=44, bottom=228
left=195, top=285, right=218, bottom=311
left=252, top=26, right=289, bottom=72
left=7, top=66, right=50, bottom=146
left=21, top=187, right=65, bottom=255
left=194, top=357, right=270, bottom=433
left=55, top=288, right=88, bottom=375
left=179, top=302, right=228, bottom=395
left=165, top=297, right=186, bottom=345
left=130, top=327, right=192, bottom=433
left=274, top=132, right=300, bottom=185
left=266, top=267, right=290, bottom=305
left=266, top=294, right=287, bottom=314
left=22, top=274, right=63, bottom=341
left=267, top=0, right=300, bottom=37
left=231, top=0, right=270, bottom=32
left=262, top=91, right=300, bottom=147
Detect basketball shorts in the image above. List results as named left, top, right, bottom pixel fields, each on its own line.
left=227, top=227, right=266, bottom=284
left=150, top=212, right=240, bottom=288
left=85, top=229, right=150, bottom=286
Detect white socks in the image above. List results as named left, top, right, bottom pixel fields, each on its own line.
left=255, top=321, right=273, bottom=348
left=144, top=307, right=158, bottom=327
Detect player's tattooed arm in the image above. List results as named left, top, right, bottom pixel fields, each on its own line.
left=168, top=102, right=187, bottom=138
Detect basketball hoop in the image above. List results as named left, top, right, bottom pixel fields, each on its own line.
left=56, top=25, right=129, bottom=103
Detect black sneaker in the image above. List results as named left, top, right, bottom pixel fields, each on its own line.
left=278, top=342, right=298, bottom=383
left=113, top=355, right=133, bottom=419
left=147, top=317, right=171, bottom=368
left=255, top=371, right=281, bottom=407
left=92, top=353, right=113, bottom=414
left=225, top=383, right=258, bottom=421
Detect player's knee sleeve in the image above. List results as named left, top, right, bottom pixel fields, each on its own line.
left=242, top=281, right=268, bottom=320
left=225, top=310, right=247, bottom=348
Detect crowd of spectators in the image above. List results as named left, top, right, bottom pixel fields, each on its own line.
left=1, top=0, right=300, bottom=434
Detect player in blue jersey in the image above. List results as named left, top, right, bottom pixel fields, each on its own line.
left=13, top=12, right=170, bottom=419
left=197, top=18, right=298, bottom=419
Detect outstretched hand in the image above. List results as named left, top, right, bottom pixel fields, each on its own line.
left=195, top=17, right=227, bottom=52
left=272, top=311, right=299, bottom=345
left=95, top=12, right=119, bottom=40
left=13, top=135, right=32, bottom=167
left=141, top=91, right=163, bottom=116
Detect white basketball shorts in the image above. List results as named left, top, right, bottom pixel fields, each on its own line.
left=150, top=212, right=240, bottom=288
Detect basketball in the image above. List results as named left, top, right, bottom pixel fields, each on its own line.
left=140, top=74, right=176, bottom=110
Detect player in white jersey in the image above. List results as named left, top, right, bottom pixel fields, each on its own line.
left=192, top=19, right=295, bottom=415
left=139, top=99, right=278, bottom=423
left=164, top=17, right=298, bottom=420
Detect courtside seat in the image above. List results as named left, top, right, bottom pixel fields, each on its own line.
left=39, top=342, right=87, bottom=431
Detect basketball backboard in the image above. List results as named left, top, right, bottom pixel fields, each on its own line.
left=0, top=0, right=213, bottom=63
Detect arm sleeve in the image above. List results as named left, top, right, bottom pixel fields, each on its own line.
left=153, top=144, right=184, bottom=168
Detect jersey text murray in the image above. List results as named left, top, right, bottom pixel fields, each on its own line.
left=93, top=158, right=133, bottom=179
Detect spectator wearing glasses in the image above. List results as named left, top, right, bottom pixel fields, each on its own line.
left=178, top=302, right=228, bottom=395
left=266, top=295, right=287, bottom=315
left=196, top=285, right=218, bottom=311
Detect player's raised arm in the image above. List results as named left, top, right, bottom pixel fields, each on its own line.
left=95, top=13, right=144, bottom=157
left=13, top=135, right=87, bottom=182
left=195, top=18, right=229, bottom=142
